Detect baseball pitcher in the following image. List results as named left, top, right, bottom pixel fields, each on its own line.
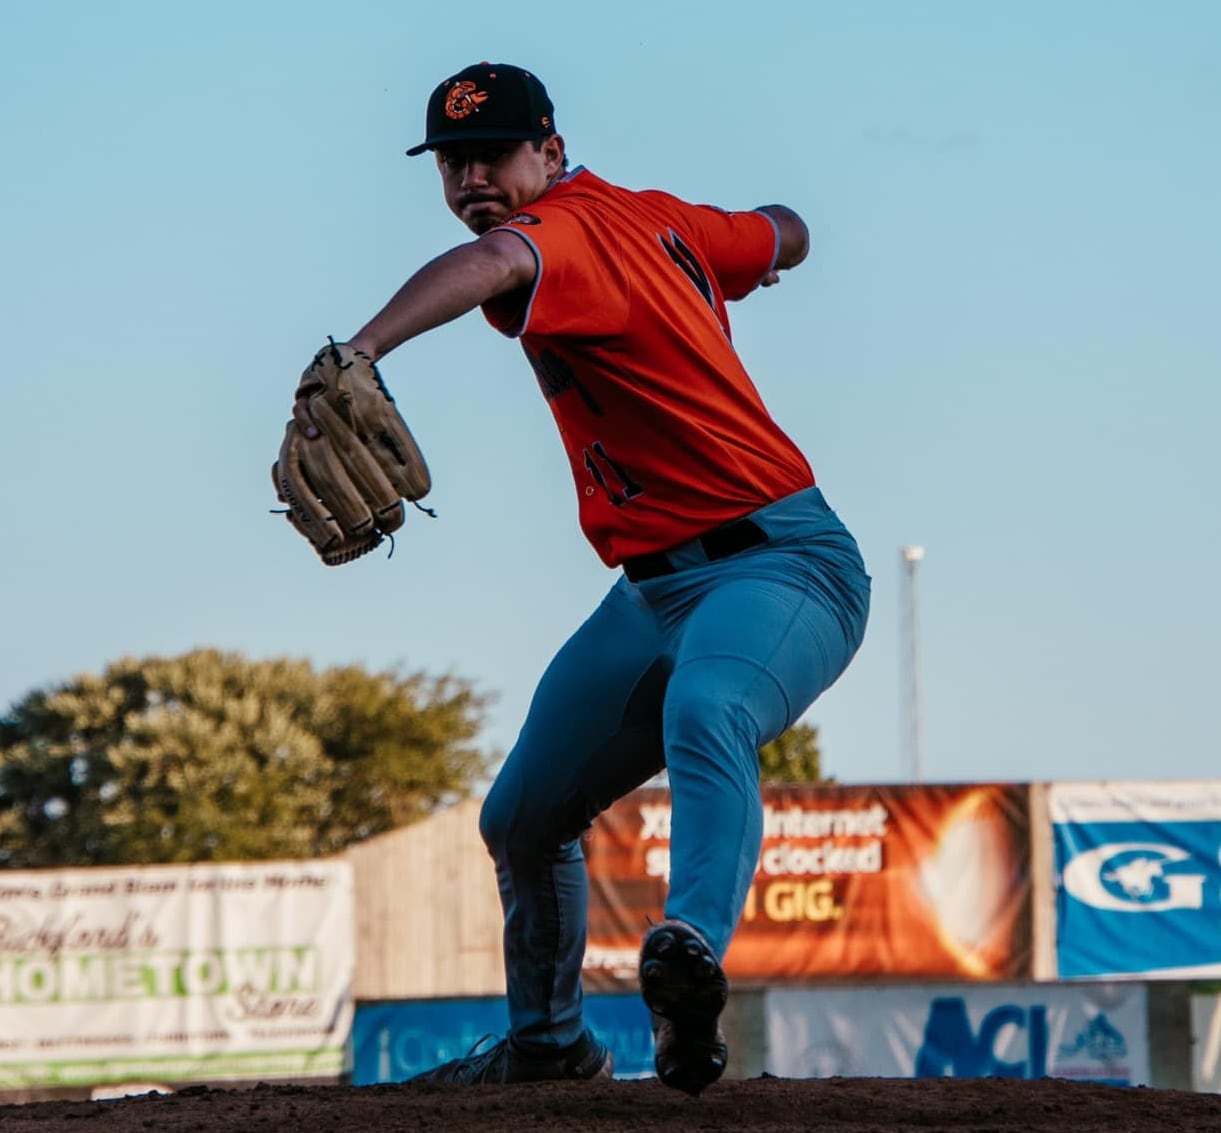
left=279, top=61, right=871, bottom=1095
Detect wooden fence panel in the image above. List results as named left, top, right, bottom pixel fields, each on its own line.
left=345, top=799, right=504, bottom=999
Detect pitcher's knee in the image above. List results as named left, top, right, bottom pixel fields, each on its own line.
left=669, top=659, right=792, bottom=753
left=666, top=688, right=762, bottom=764
left=480, top=777, right=580, bottom=865
left=478, top=781, right=515, bottom=859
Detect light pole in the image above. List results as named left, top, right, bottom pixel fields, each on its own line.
left=900, top=545, right=925, bottom=782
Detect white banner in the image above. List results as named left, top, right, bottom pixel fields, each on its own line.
left=766, top=982, right=1148, bottom=1085
left=0, top=860, right=354, bottom=1088
left=1049, top=780, right=1221, bottom=823
left=1193, top=990, right=1221, bottom=1093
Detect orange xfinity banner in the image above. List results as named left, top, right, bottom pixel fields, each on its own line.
left=582, top=783, right=1031, bottom=988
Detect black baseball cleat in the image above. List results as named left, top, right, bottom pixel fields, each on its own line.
left=409, top=1028, right=613, bottom=1085
left=639, top=919, right=729, bottom=1097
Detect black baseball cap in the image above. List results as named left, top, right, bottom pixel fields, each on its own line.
left=406, top=62, right=556, bottom=156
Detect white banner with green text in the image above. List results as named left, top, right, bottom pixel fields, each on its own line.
left=0, top=860, right=353, bottom=1088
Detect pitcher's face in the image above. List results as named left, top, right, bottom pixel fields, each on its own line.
left=436, top=135, right=566, bottom=234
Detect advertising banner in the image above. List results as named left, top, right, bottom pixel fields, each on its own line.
left=766, top=982, right=1149, bottom=1085
left=0, top=860, right=354, bottom=1088
left=1192, top=986, right=1221, bottom=1093
left=1050, top=781, right=1221, bottom=978
left=350, top=994, right=656, bottom=1081
left=583, top=783, right=1031, bottom=986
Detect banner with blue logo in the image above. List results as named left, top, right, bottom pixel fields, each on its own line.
left=1051, top=781, right=1221, bottom=979
left=765, top=982, right=1148, bottom=1085
left=349, top=994, right=655, bottom=1083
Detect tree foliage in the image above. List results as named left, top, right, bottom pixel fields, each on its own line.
left=0, top=649, right=493, bottom=867
left=758, top=721, right=829, bottom=784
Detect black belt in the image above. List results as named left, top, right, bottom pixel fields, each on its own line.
left=623, top=517, right=769, bottom=583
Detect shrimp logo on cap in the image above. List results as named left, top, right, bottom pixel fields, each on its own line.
left=445, top=80, right=490, bottom=120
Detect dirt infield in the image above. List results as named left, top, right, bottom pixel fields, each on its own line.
left=2, top=1076, right=1220, bottom=1133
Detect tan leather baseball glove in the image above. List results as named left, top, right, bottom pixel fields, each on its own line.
left=272, top=340, right=432, bottom=566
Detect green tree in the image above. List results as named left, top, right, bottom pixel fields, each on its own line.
left=758, top=721, right=830, bottom=784
left=0, top=649, right=493, bottom=867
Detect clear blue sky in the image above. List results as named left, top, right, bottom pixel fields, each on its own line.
left=3, top=1, right=1218, bottom=786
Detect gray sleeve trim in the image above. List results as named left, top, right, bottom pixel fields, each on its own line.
left=485, top=227, right=542, bottom=338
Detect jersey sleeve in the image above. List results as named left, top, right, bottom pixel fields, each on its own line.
left=481, top=205, right=631, bottom=339
left=679, top=204, right=780, bottom=301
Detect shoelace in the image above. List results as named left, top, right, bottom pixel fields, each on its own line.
left=446, top=1035, right=511, bottom=1084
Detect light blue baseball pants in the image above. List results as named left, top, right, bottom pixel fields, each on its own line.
left=478, top=486, right=871, bottom=1052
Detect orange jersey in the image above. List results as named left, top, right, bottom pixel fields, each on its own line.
left=482, top=168, right=815, bottom=566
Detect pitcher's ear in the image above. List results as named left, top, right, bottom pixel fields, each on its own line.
left=542, top=133, right=567, bottom=173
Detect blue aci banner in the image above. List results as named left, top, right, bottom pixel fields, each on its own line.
left=350, top=994, right=656, bottom=1083
left=1051, top=781, right=1221, bottom=979
left=765, top=982, right=1149, bottom=1085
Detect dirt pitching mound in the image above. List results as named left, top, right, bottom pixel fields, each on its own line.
left=3, top=1075, right=1221, bottom=1132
